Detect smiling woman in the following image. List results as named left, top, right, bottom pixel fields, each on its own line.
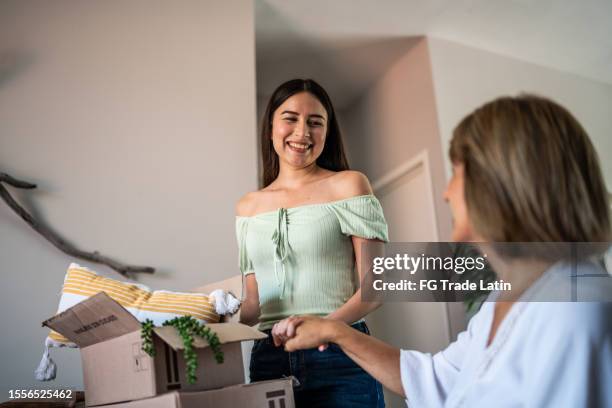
left=259, top=78, right=349, bottom=187
left=272, top=91, right=327, bottom=165
left=235, top=79, right=388, bottom=407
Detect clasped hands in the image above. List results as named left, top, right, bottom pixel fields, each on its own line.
left=270, top=315, right=336, bottom=352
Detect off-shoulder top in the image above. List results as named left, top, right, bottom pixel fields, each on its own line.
left=235, top=194, right=389, bottom=330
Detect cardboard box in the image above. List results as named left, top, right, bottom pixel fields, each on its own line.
left=42, top=292, right=267, bottom=407
left=104, top=378, right=295, bottom=408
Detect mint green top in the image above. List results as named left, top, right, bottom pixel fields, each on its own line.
left=236, top=194, right=389, bottom=330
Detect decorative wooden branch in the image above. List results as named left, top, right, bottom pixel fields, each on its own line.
left=0, top=172, right=155, bottom=276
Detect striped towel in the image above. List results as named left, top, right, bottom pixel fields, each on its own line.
left=36, top=263, right=239, bottom=381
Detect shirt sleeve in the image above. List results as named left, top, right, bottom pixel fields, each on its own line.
left=400, top=304, right=488, bottom=407
left=235, top=217, right=254, bottom=276
left=330, top=195, right=389, bottom=242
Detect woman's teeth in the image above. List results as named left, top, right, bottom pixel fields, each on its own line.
left=287, top=141, right=311, bottom=151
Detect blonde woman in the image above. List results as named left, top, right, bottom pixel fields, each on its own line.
left=277, top=95, right=612, bottom=407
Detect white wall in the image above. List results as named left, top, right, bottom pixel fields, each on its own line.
left=343, top=38, right=454, bottom=242
left=428, top=37, right=612, bottom=190
left=0, top=0, right=257, bottom=395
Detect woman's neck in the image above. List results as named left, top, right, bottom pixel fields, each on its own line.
left=274, top=162, right=324, bottom=189
left=477, top=244, right=553, bottom=302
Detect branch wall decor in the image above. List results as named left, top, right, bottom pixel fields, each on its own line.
left=0, top=172, right=155, bottom=276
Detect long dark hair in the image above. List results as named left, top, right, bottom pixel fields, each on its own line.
left=260, top=78, right=349, bottom=187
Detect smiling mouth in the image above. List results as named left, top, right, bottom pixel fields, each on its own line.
left=286, top=141, right=312, bottom=153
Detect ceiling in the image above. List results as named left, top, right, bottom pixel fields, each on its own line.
left=255, top=0, right=612, bottom=107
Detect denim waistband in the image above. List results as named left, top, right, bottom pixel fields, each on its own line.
left=261, top=320, right=369, bottom=336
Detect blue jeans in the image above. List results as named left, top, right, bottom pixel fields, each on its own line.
left=250, top=321, right=385, bottom=408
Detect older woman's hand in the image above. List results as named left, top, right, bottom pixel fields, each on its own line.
left=283, top=316, right=340, bottom=352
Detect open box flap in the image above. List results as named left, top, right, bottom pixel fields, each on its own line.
left=153, top=322, right=267, bottom=350
left=42, top=292, right=141, bottom=347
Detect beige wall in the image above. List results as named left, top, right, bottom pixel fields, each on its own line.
left=343, top=38, right=453, bottom=241
left=428, top=37, right=612, bottom=191
left=0, top=0, right=257, bottom=394
left=341, top=40, right=461, bottom=407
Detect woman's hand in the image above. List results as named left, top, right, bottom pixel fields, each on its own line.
left=271, top=315, right=303, bottom=347
left=283, top=316, right=341, bottom=352
left=286, top=315, right=405, bottom=398
left=272, top=315, right=332, bottom=351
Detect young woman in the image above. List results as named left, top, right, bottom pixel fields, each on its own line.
left=277, top=95, right=612, bottom=407
left=236, top=79, right=387, bottom=407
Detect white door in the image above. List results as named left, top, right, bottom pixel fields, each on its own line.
left=366, top=151, right=452, bottom=408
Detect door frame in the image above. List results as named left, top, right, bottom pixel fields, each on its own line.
left=372, top=148, right=439, bottom=241
left=371, top=149, right=457, bottom=343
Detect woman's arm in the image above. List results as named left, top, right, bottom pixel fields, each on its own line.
left=326, top=235, right=383, bottom=323
left=239, top=274, right=260, bottom=326
left=284, top=316, right=404, bottom=397
left=285, top=307, right=481, bottom=404
left=324, top=287, right=379, bottom=324
left=326, top=171, right=384, bottom=322
left=236, top=193, right=260, bottom=326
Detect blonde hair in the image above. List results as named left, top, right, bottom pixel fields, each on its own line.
left=450, top=94, right=610, bottom=247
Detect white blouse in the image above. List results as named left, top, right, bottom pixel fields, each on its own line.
left=400, top=261, right=612, bottom=407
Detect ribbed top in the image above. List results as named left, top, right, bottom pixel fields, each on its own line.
left=236, top=194, right=388, bottom=330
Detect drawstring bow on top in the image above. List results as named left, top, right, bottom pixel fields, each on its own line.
left=271, top=208, right=290, bottom=299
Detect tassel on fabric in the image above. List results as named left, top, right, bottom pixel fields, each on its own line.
left=210, top=289, right=241, bottom=315
left=35, top=338, right=57, bottom=381
left=272, top=208, right=290, bottom=299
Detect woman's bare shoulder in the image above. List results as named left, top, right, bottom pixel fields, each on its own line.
left=236, top=186, right=284, bottom=216
left=236, top=191, right=265, bottom=217
left=328, top=170, right=373, bottom=199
